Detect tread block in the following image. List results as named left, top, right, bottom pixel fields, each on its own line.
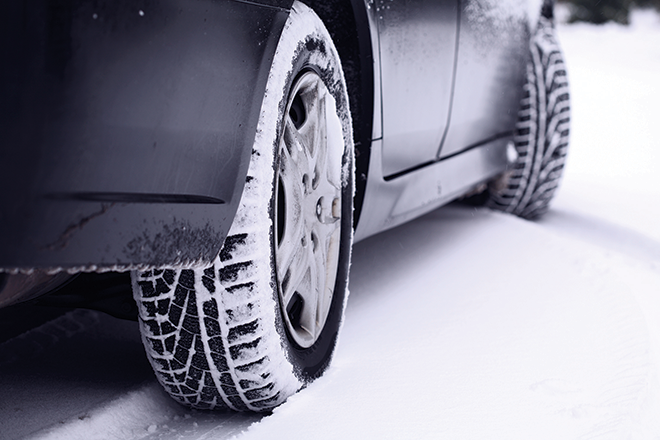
left=235, top=356, right=267, bottom=373
left=163, top=269, right=176, bottom=285
left=189, top=366, right=203, bottom=381
left=204, top=317, right=222, bottom=337
left=209, top=336, right=225, bottom=353
left=161, top=321, right=176, bottom=335
left=143, top=319, right=160, bottom=336
left=192, top=352, right=210, bottom=370
left=173, top=285, right=189, bottom=308
left=227, top=396, right=249, bottom=411
left=174, top=346, right=190, bottom=365
left=179, top=329, right=194, bottom=349
left=170, top=358, right=185, bottom=372
left=219, top=262, right=253, bottom=284
left=154, top=358, right=169, bottom=370
left=239, top=379, right=259, bottom=390
left=244, top=383, right=274, bottom=400
left=226, top=282, right=255, bottom=295
left=161, top=373, right=174, bottom=383
left=251, top=393, right=281, bottom=409
left=179, top=269, right=195, bottom=289
left=222, top=384, right=239, bottom=396
left=164, top=335, right=176, bottom=352
left=201, top=386, right=221, bottom=401
left=138, top=280, right=156, bottom=298
left=219, top=234, right=248, bottom=262
left=211, top=352, right=229, bottom=371
left=220, top=373, right=235, bottom=386
left=148, top=338, right=165, bottom=356
left=143, top=301, right=157, bottom=317
left=182, top=315, right=201, bottom=334
left=174, top=372, right=186, bottom=382
left=180, top=385, right=197, bottom=396
left=228, top=320, right=260, bottom=344
left=169, top=304, right=183, bottom=327
left=157, top=299, right=170, bottom=315
left=185, top=378, right=200, bottom=391
left=203, top=299, right=219, bottom=320
left=186, top=297, right=199, bottom=317
left=229, top=338, right=261, bottom=361
left=155, top=278, right=170, bottom=295
left=202, top=274, right=216, bottom=293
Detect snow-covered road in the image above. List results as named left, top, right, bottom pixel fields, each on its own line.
left=2, top=9, right=659, bottom=440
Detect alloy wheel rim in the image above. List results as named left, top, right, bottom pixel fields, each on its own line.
left=275, top=71, right=344, bottom=348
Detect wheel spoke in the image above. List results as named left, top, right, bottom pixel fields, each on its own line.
left=311, top=220, right=340, bottom=327
left=289, top=246, right=318, bottom=339
left=279, top=239, right=310, bottom=304
left=277, top=157, right=306, bottom=298
left=297, top=81, right=322, bottom=157
left=283, top=117, right=313, bottom=178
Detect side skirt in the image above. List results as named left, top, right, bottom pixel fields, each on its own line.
left=354, top=137, right=510, bottom=241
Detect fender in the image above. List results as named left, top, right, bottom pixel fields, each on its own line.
left=0, top=0, right=291, bottom=270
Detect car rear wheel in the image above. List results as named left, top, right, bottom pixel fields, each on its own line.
left=131, top=1, right=354, bottom=411
left=486, top=15, right=570, bottom=219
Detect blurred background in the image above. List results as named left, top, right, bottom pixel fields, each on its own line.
left=559, top=0, right=660, bottom=24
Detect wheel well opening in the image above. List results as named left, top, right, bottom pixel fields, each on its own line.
left=302, top=0, right=374, bottom=228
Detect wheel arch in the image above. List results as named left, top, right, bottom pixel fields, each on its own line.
left=301, top=0, right=375, bottom=228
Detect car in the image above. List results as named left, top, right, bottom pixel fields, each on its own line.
left=0, top=0, right=570, bottom=411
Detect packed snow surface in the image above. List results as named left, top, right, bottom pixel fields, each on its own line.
left=1, top=8, right=659, bottom=440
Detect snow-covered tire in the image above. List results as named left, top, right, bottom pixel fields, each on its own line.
left=486, top=15, right=570, bottom=219
left=131, top=2, right=354, bottom=412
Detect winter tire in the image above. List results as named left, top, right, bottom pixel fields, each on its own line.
left=486, top=15, right=570, bottom=219
left=131, top=2, right=354, bottom=412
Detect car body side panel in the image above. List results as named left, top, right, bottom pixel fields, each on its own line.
left=0, top=0, right=289, bottom=270
left=377, top=0, right=459, bottom=178
left=355, top=0, right=541, bottom=241
left=438, top=0, right=532, bottom=158
left=354, top=137, right=510, bottom=242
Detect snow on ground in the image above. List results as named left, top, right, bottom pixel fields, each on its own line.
left=546, top=8, right=660, bottom=244
left=2, top=8, right=660, bottom=440
left=244, top=208, right=660, bottom=440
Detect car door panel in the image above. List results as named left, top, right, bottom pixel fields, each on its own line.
left=377, top=0, right=459, bottom=178
left=439, top=0, right=529, bottom=158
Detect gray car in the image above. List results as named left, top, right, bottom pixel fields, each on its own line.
left=0, top=0, right=570, bottom=411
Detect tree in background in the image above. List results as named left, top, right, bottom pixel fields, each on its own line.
left=634, top=0, right=660, bottom=9
left=560, top=0, right=660, bottom=24
left=565, top=0, right=633, bottom=24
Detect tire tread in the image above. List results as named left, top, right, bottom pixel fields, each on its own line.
left=487, top=16, right=570, bottom=219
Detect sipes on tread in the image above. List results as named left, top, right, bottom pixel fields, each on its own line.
left=132, top=166, right=302, bottom=412
left=133, top=238, right=288, bottom=411
left=487, top=15, right=570, bottom=219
